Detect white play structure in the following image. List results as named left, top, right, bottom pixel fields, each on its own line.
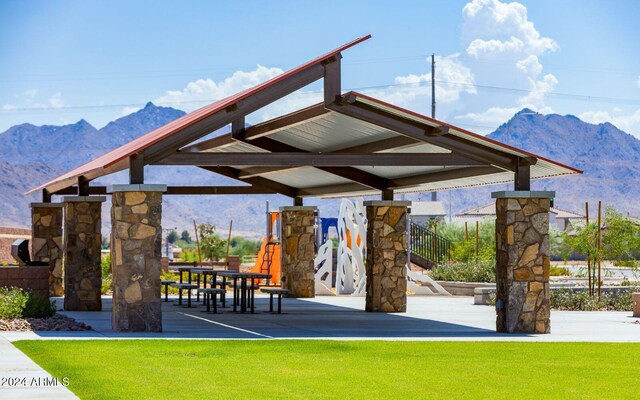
left=313, top=199, right=449, bottom=296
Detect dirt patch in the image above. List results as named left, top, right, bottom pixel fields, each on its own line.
left=0, top=314, right=92, bottom=331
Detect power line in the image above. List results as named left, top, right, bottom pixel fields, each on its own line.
left=2, top=53, right=638, bottom=82
left=4, top=77, right=640, bottom=114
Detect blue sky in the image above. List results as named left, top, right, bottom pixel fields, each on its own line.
left=2, top=0, right=640, bottom=136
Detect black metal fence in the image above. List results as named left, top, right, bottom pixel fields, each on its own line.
left=409, top=222, right=450, bottom=266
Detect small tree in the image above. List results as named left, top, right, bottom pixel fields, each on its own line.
left=197, top=224, right=227, bottom=261
left=180, top=230, right=192, bottom=243
left=438, top=219, right=496, bottom=262
left=601, top=207, right=640, bottom=262
left=166, top=230, right=178, bottom=244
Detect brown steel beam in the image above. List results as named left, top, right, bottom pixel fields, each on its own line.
left=77, top=176, right=90, bottom=196
left=154, top=152, right=487, bottom=167
left=129, top=153, right=145, bottom=184
left=229, top=135, right=389, bottom=191
left=298, top=166, right=505, bottom=196
left=143, top=63, right=326, bottom=164
left=298, top=182, right=371, bottom=197
left=200, top=166, right=298, bottom=198
left=387, top=166, right=503, bottom=189
left=382, top=189, right=394, bottom=201
left=231, top=117, right=246, bottom=140
left=332, top=135, right=421, bottom=153
left=323, top=55, right=341, bottom=105
left=178, top=103, right=329, bottom=153
left=165, top=186, right=278, bottom=195
left=327, top=98, right=521, bottom=171
left=514, top=159, right=531, bottom=190
left=52, top=185, right=275, bottom=196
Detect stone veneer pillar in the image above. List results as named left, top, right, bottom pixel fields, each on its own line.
left=109, top=184, right=165, bottom=332
left=63, top=196, right=106, bottom=311
left=364, top=201, right=410, bottom=313
left=493, top=191, right=554, bottom=334
left=279, top=206, right=317, bottom=298
left=31, top=203, right=64, bottom=297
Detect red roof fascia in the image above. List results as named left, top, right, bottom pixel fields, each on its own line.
left=29, top=35, right=372, bottom=194
left=345, top=91, right=583, bottom=174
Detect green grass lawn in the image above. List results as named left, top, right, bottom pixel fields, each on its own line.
left=14, top=340, right=640, bottom=399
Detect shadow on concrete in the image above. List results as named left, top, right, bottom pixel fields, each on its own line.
left=34, top=295, right=528, bottom=340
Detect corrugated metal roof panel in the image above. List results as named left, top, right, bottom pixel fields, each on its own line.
left=265, top=167, right=351, bottom=189
left=269, top=112, right=398, bottom=152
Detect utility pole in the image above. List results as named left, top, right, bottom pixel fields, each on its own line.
left=431, top=53, right=436, bottom=119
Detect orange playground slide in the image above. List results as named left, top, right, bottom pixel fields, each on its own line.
left=250, top=238, right=281, bottom=285
left=249, top=212, right=281, bottom=284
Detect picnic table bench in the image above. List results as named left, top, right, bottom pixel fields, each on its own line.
left=198, top=288, right=226, bottom=313
left=260, top=287, right=290, bottom=314
left=170, top=282, right=198, bottom=308
left=161, top=280, right=176, bottom=302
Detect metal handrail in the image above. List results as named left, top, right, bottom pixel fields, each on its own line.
left=409, top=222, right=450, bottom=266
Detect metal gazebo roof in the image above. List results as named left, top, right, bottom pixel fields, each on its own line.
left=28, top=35, right=581, bottom=202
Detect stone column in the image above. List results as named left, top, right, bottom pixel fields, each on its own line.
left=279, top=206, right=317, bottom=298
left=31, top=203, right=64, bottom=297
left=493, top=191, right=554, bottom=334
left=364, top=201, right=410, bottom=313
left=63, top=196, right=106, bottom=311
left=109, top=184, right=165, bottom=332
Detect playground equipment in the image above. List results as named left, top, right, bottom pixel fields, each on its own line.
left=249, top=203, right=281, bottom=285
left=251, top=199, right=449, bottom=295
left=313, top=198, right=450, bottom=296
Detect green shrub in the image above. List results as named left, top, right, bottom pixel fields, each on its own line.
left=551, top=289, right=633, bottom=311
left=179, top=249, right=200, bottom=262
left=161, top=271, right=180, bottom=294
left=0, top=287, right=56, bottom=319
left=429, top=261, right=496, bottom=283
left=101, top=275, right=112, bottom=295
left=0, top=287, right=29, bottom=319
left=101, top=254, right=112, bottom=276
left=101, top=254, right=112, bottom=295
left=549, top=265, right=571, bottom=276
left=23, top=291, right=56, bottom=318
left=438, top=219, right=496, bottom=262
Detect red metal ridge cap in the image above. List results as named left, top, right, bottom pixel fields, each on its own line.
left=27, top=35, right=372, bottom=195
left=343, top=91, right=583, bottom=175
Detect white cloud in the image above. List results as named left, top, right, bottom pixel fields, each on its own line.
left=467, top=37, right=523, bottom=57
left=579, top=109, right=640, bottom=137
left=518, top=73, right=557, bottom=111
left=637, top=75, right=640, bottom=88
left=48, top=92, right=64, bottom=109
left=2, top=104, right=17, bottom=112
left=455, top=1, right=559, bottom=133
left=463, top=0, right=558, bottom=58
left=154, top=55, right=476, bottom=124
left=121, top=106, right=142, bottom=116
left=362, top=53, right=476, bottom=114
left=24, top=89, right=37, bottom=99
left=455, top=106, right=520, bottom=128
left=516, top=55, right=542, bottom=76
left=454, top=73, right=557, bottom=132
left=155, top=65, right=284, bottom=111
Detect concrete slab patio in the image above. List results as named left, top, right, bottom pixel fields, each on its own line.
left=1, top=295, right=638, bottom=342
